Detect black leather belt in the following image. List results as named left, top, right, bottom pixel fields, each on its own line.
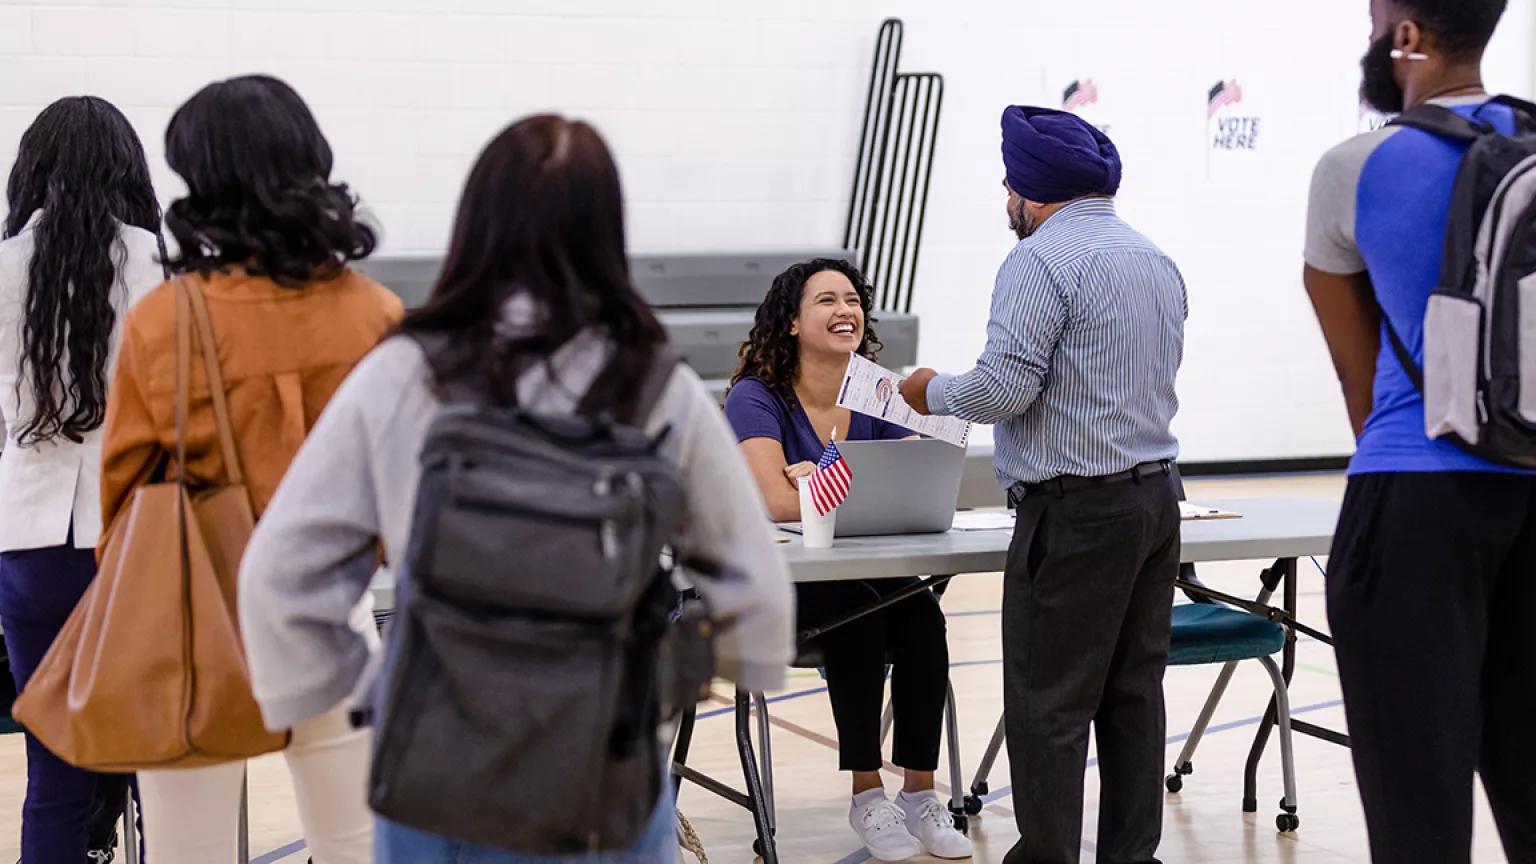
left=1007, top=460, right=1173, bottom=507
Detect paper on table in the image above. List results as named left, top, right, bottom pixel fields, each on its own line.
left=836, top=353, right=972, bottom=448
left=1179, top=501, right=1242, bottom=521
left=951, top=510, right=1017, bottom=532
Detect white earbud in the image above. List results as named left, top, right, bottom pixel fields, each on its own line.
left=1390, top=49, right=1430, bottom=61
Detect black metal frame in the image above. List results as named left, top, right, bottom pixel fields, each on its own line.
left=843, top=19, right=944, bottom=315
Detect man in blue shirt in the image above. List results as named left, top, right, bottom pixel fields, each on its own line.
left=1304, top=1, right=1536, bottom=861
left=902, top=107, right=1186, bottom=864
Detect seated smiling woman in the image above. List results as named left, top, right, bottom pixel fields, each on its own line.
left=723, top=258, right=971, bottom=862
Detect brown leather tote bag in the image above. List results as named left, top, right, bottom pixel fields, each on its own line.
left=13, top=277, right=289, bottom=769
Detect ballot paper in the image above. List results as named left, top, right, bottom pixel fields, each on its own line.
left=836, top=353, right=972, bottom=449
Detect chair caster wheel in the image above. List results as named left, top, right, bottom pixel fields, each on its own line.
left=963, top=794, right=984, bottom=815
left=752, top=838, right=765, bottom=857
left=1277, top=813, right=1300, bottom=833
left=1165, top=774, right=1183, bottom=794
left=970, top=781, right=989, bottom=797
left=950, top=812, right=968, bottom=833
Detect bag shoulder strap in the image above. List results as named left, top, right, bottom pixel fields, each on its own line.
left=575, top=347, right=681, bottom=426
left=175, top=277, right=247, bottom=486
left=1486, top=94, right=1536, bottom=133
left=1389, top=103, right=1492, bottom=141
left=174, top=281, right=191, bottom=480
left=628, top=347, right=681, bottom=426
left=1383, top=314, right=1424, bottom=393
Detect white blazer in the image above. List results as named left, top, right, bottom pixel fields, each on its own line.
left=0, top=210, right=165, bottom=552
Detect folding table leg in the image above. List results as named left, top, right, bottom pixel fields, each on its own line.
left=752, top=692, right=776, bottom=834
left=734, top=689, right=777, bottom=863
left=943, top=682, right=967, bottom=830
left=238, top=768, right=249, bottom=864
left=123, top=788, right=139, bottom=864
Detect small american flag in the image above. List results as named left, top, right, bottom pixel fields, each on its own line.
left=1208, top=80, right=1244, bottom=119
left=1063, top=79, right=1099, bottom=112
left=808, top=438, right=853, bottom=517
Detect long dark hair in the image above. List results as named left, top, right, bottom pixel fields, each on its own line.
left=3, top=96, right=163, bottom=446
left=731, top=258, right=882, bottom=400
left=401, top=115, right=665, bottom=417
left=164, top=75, right=375, bottom=287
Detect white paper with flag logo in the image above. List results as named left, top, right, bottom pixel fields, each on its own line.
left=835, top=353, right=972, bottom=449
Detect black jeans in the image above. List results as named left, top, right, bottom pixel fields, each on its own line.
left=1002, top=473, right=1179, bottom=864
left=1327, top=472, right=1536, bottom=864
left=796, top=579, right=949, bottom=772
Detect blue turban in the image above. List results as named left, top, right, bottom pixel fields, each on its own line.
left=1000, top=105, right=1122, bottom=203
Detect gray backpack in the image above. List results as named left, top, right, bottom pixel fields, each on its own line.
left=368, top=344, right=713, bottom=854
left=1388, top=95, right=1536, bottom=467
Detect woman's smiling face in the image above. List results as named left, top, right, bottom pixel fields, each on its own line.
left=793, top=269, right=865, bottom=360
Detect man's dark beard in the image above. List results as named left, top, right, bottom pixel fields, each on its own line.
left=1361, top=31, right=1406, bottom=115
left=1009, top=204, right=1038, bottom=239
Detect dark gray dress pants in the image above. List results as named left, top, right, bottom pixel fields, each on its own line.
left=1001, top=472, right=1179, bottom=864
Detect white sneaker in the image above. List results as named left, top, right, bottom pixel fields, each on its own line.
left=898, top=790, right=974, bottom=859
left=849, top=792, right=925, bottom=862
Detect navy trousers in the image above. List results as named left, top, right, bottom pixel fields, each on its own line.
left=0, top=539, right=131, bottom=863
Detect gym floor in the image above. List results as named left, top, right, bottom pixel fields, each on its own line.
left=0, top=474, right=1512, bottom=862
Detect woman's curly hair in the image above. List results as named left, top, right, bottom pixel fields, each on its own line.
left=163, top=75, right=375, bottom=287
left=731, top=258, right=882, bottom=400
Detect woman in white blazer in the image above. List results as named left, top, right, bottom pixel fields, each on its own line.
left=0, top=96, right=165, bottom=864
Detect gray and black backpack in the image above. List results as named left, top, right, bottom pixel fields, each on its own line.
left=1387, top=95, right=1536, bottom=467
left=368, top=343, right=715, bottom=854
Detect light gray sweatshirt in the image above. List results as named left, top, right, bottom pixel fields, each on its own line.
left=238, top=327, right=795, bottom=730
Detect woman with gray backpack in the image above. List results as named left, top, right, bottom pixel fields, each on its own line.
left=236, top=114, right=795, bottom=862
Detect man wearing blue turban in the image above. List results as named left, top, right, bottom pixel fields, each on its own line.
left=902, top=106, right=1187, bottom=864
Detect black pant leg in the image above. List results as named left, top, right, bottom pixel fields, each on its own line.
left=0, top=545, right=106, bottom=864
left=1002, top=484, right=1162, bottom=864
left=1094, top=477, right=1178, bottom=864
left=883, top=586, right=949, bottom=772
left=1327, top=473, right=1526, bottom=864
left=797, top=581, right=893, bottom=772
left=1480, top=478, right=1536, bottom=863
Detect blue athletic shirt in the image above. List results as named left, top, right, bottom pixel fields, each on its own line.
left=1305, top=96, right=1535, bottom=476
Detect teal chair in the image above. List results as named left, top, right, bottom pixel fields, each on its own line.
left=1161, top=593, right=1300, bottom=833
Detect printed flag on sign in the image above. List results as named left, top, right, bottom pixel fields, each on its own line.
left=808, top=438, right=853, bottom=516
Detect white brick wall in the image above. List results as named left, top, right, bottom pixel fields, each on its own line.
left=0, top=0, right=1532, bottom=463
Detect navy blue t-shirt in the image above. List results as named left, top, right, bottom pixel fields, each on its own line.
left=723, top=376, right=913, bottom=462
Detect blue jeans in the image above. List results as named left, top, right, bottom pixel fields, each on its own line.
left=375, top=784, right=676, bottom=864
left=0, top=541, right=132, bottom=864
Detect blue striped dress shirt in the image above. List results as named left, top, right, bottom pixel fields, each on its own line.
left=927, top=198, right=1186, bottom=488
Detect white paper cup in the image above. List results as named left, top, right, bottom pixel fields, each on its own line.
left=797, top=476, right=837, bottom=549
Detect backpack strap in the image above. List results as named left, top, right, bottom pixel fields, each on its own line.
left=1383, top=314, right=1425, bottom=393
left=407, top=330, right=485, bottom=405
left=576, top=347, right=681, bottom=426
left=627, top=347, right=681, bottom=426
left=1485, top=94, right=1536, bottom=133
left=1388, top=103, right=1493, bottom=141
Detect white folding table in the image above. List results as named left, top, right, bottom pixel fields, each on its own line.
left=670, top=497, right=1345, bottom=863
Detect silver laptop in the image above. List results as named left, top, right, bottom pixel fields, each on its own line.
left=784, top=439, right=966, bottom=537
